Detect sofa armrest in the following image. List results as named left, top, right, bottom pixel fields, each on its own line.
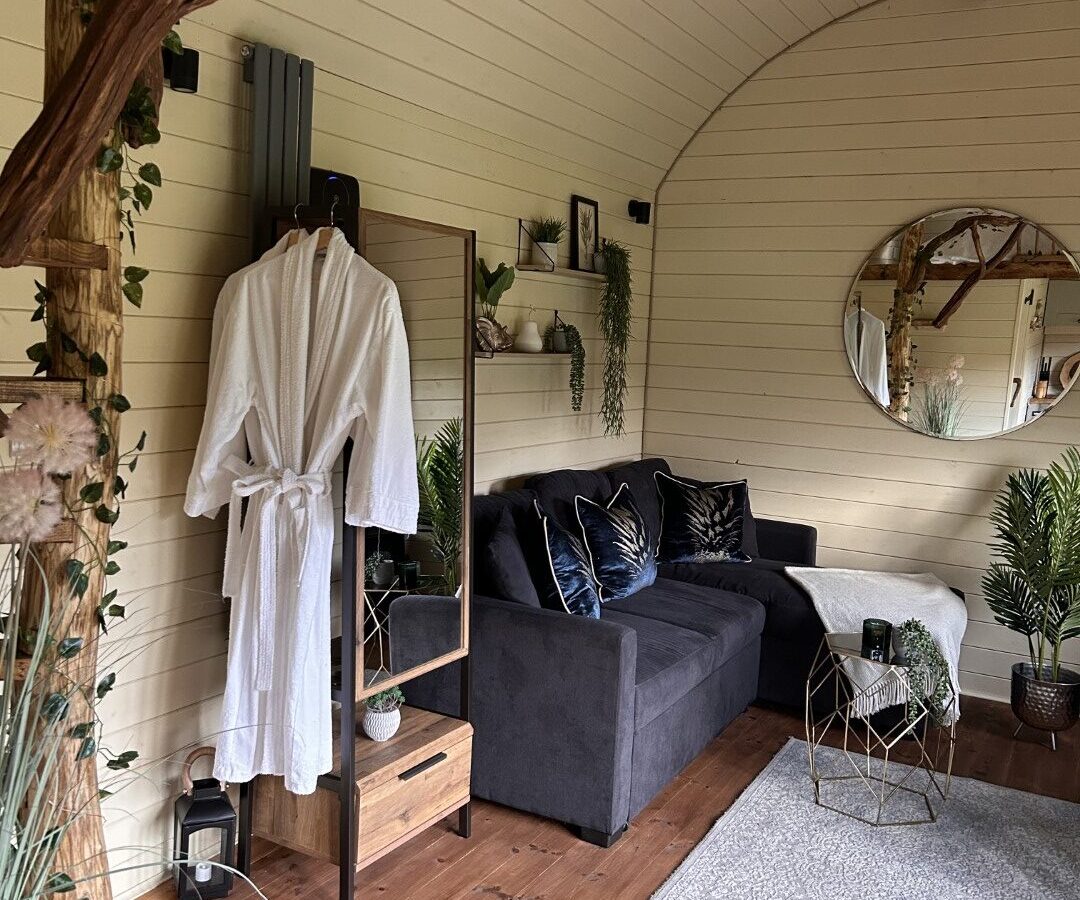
left=389, top=594, right=638, bottom=835
left=755, top=517, right=817, bottom=565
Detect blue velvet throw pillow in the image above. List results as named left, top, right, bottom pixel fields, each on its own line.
left=531, top=500, right=600, bottom=618
left=655, top=471, right=752, bottom=564
left=576, top=483, right=657, bottom=603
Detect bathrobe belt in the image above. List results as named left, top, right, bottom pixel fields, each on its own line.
left=222, top=456, right=331, bottom=691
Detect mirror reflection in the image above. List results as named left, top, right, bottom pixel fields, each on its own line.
left=846, top=208, right=1080, bottom=438
left=356, top=212, right=470, bottom=690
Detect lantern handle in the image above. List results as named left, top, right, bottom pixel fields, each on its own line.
left=181, top=746, right=219, bottom=795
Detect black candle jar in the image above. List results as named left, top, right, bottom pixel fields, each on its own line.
left=861, top=618, right=892, bottom=663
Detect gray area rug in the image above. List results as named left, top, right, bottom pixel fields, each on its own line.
left=653, top=737, right=1079, bottom=899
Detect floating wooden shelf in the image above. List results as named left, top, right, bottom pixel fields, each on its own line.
left=22, top=236, right=108, bottom=270
left=474, top=349, right=571, bottom=359
left=516, top=264, right=606, bottom=282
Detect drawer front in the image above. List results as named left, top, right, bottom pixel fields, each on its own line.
left=357, top=734, right=471, bottom=864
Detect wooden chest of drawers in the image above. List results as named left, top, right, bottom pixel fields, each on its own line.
left=252, top=707, right=472, bottom=870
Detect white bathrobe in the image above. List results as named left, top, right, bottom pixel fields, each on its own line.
left=185, top=228, right=418, bottom=794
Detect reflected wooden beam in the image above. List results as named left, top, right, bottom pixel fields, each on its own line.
left=862, top=255, right=1080, bottom=281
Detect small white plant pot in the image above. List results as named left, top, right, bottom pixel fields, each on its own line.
left=532, top=241, right=558, bottom=269
left=362, top=707, right=401, bottom=742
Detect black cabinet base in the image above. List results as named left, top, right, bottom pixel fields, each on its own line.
left=576, top=824, right=626, bottom=848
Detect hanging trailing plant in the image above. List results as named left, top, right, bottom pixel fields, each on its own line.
left=544, top=320, right=585, bottom=412
left=597, top=238, right=632, bottom=436
left=895, top=619, right=952, bottom=724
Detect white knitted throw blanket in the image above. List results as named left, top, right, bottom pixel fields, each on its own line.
left=785, top=568, right=967, bottom=725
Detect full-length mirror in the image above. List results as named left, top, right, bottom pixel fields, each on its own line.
left=349, top=210, right=474, bottom=695
left=845, top=207, right=1080, bottom=438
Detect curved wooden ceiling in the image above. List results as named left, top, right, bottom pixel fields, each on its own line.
left=474, top=0, right=882, bottom=191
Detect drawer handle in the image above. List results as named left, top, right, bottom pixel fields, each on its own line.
left=399, top=752, right=447, bottom=781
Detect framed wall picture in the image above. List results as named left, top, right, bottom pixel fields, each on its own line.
left=570, top=195, right=599, bottom=271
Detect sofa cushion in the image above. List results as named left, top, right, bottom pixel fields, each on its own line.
left=577, top=483, right=657, bottom=603
left=603, top=458, right=671, bottom=551
left=525, top=468, right=611, bottom=535
left=481, top=508, right=541, bottom=607
left=659, top=557, right=817, bottom=640
left=527, top=500, right=600, bottom=618
left=655, top=472, right=752, bottom=564
left=602, top=577, right=765, bottom=729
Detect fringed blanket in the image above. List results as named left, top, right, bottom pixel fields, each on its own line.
left=785, top=568, right=967, bottom=724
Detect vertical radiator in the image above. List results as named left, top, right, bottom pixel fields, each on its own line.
left=242, top=43, right=315, bottom=255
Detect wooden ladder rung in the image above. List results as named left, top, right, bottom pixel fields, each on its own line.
left=22, top=236, right=108, bottom=270
left=0, top=375, right=85, bottom=405
left=0, top=521, right=77, bottom=545
left=0, top=642, right=34, bottom=683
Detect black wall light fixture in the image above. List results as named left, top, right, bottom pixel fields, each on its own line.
left=163, top=46, right=200, bottom=93
left=627, top=199, right=651, bottom=225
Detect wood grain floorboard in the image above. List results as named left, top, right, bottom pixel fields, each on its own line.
left=140, top=698, right=1077, bottom=900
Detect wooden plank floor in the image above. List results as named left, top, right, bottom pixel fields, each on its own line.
left=141, top=698, right=1078, bottom=900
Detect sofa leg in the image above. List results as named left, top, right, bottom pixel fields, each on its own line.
left=577, top=824, right=626, bottom=848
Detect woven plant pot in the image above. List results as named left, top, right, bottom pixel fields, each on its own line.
left=362, top=707, right=401, bottom=742
left=1011, top=663, right=1080, bottom=735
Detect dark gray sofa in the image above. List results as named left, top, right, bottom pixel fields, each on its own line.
left=391, top=458, right=818, bottom=847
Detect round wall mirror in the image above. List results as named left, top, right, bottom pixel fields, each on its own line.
left=844, top=207, right=1080, bottom=439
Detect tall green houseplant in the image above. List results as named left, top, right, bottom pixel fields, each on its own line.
left=983, top=447, right=1080, bottom=682
left=597, top=239, right=633, bottom=436
left=416, top=417, right=465, bottom=595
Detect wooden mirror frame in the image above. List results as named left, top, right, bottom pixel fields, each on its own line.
left=352, top=209, right=476, bottom=702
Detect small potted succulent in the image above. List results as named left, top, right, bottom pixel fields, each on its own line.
left=362, top=686, right=405, bottom=742
left=530, top=216, right=566, bottom=269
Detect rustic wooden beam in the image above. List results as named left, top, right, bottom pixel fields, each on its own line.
left=862, top=255, right=1080, bottom=282
left=23, top=236, right=108, bottom=270
left=0, top=0, right=221, bottom=267
left=933, top=221, right=1026, bottom=328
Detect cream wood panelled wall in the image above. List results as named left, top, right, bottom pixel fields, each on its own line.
left=649, top=0, right=1080, bottom=705
left=0, top=0, right=1062, bottom=895
left=0, top=0, right=712, bottom=894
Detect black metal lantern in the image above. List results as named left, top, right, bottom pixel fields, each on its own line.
left=174, top=748, right=235, bottom=899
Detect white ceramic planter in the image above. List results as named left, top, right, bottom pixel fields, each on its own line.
left=362, top=707, right=401, bottom=742
left=532, top=241, right=558, bottom=269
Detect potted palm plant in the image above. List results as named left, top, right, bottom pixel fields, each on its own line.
left=416, top=417, right=464, bottom=595
left=983, top=447, right=1080, bottom=749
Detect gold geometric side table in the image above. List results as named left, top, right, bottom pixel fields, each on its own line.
left=805, top=632, right=956, bottom=826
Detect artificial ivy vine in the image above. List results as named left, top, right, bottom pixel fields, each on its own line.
left=22, top=27, right=182, bottom=631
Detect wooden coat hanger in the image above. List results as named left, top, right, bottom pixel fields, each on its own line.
left=287, top=199, right=339, bottom=253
